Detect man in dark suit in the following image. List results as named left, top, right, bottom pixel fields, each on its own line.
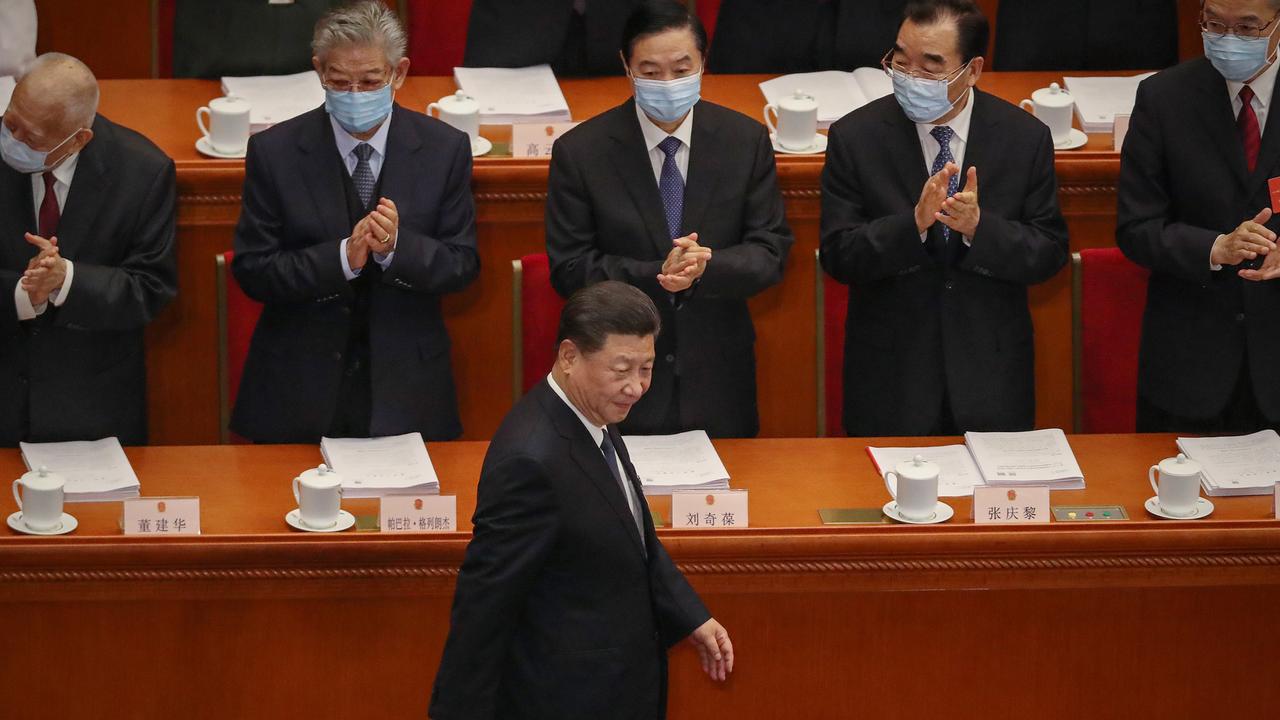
left=231, top=1, right=478, bottom=443
left=546, top=0, right=793, bottom=439
left=1118, top=0, right=1280, bottom=433
left=994, top=0, right=1178, bottom=72
left=430, top=281, right=733, bottom=720
left=820, top=0, right=1068, bottom=436
left=0, top=53, right=177, bottom=446
left=465, top=0, right=642, bottom=76
left=171, top=0, right=347, bottom=79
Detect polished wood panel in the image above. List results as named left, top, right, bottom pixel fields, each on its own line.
left=33, top=0, right=155, bottom=79
left=92, top=73, right=1127, bottom=444
left=1, top=436, right=1277, bottom=718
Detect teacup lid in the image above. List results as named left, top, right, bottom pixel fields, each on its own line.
left=213, top=94, right=251, bottom=110
left=1031, top=82, right=1074, bottom=108
left=895, top=454, right=938, bottom=481
left=20, top=465, right=65, bottom=490
left=438, top=90, right=480, bottom=114
left=1158, top=453, right=1202, bottom=477
left=298, top=463, right=343, bottom=487
left=778, top=88, right=818, bottom=112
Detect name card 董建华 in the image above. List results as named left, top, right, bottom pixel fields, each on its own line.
left=973, top=486, right=1050, bottom=525
left=671, top=490, right=748, bottom=529
left=512, top=122, right=579, bottom=158
left=380, top=494, right=457, bottom=533
left=123, top=497, right=201, bottom=535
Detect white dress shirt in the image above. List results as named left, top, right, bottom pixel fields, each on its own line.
left=636, top=100, right=693, bottom=185
left=915, top=88, right=975, bottom=246
left=546, top=372, right=645, bottom=542
left=14, top=152, right=78, bottom=321
left=332, top=113, right=396, bottom=280
left=1227, top=57, right=1279, bottom=137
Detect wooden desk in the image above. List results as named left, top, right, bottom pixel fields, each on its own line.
left=2, top=436, right=1277, bottom=718
left=102, top=73, right=1124, bottom=445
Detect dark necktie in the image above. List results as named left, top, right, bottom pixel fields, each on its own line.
left=38, top=171, right=59, bottom=238
left=930, top=125, right=960, bottom=246
left=599, top=431, right=646, bottom=550
left=657, top=135, right=684, bottom=240
left=1239, top=85, right=1261, bottom=175
left=352, top=143, right=375, bottom=207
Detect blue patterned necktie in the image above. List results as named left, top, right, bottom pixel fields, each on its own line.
left=929, top=125, right=960, bottom=244
left=352, top=142, right=375, bottom=208
left=657, top=135, right=684, bottom=240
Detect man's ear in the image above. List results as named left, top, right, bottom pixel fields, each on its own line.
left=557, top=339, right=579, bottom=371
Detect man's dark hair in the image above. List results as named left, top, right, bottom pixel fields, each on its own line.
left=620, top=0, right=708, bottom=63
left=557, top=281, right=662, bottom=355
left=904, top=0, right=989, bottom=64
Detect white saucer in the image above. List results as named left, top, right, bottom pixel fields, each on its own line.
left=1144, top=496, right=1214, bottom=520
left=1054, top=128, right=1088, bottom=151
left=770, top=132, right=828, bottom=155
left=7, top=511, right=77, bottom=536
left=471, top=136, right=493, bottom=157
left=285, top=508, right=355, bottom=533
left=195, top=136, right=246, bottom=159
left=882, top=500, right=954, bottom=525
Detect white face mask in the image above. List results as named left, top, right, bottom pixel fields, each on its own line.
left=0, top=123, right=78, bottom=174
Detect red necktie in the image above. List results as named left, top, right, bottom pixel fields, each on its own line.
left=1238, top=85, right=1261, bottom=174
left=38, top=171, right=60, bottom=238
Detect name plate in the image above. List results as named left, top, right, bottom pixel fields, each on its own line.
left=1113, top=113, right=1131, bottom=150
left=380, top=494, right=457, bottom=533
left=973, top=486, right=1050, bottom=525
left=671, top=490, right=748, bottom=529
left=123, top=497, right=201, bottom=535
left=512, top=122, right=578, bottom=158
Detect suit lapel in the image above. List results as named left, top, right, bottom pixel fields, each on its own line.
left=1192, top=60, right=1250, bottom=190
left=882, top=102, right=930, bottom=207
left=376, top=104, right=422, bottom=209
left=0, top=164, right=35, bottom=268
left=53, top=117, right=110, bottom=259
left=1248, top=63, right=1280, bottom=188
left=296, top=107, right=354, bottom=242
left=608, top=100, right=675, bottom=259
left=961, top=91, right=1000, bottom=199
left=680, top=106, right=721, bottom=238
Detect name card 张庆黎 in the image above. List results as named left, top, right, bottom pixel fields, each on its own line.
left=973, top=486, right=1050, bottom=525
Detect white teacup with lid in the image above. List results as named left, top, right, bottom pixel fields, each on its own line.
left=13, top=465, right=67, bottom=532
left=1147, top=453, right=1203, bottom=517
left=292, top=464, right=344, bottom=530
left=883, top=454, right=940, bottom=522
left=1019, top=82, right=1075, bottom=146
left=427, top=90, right=481, bottom=146
left=764, top=89, right=820, bottom=151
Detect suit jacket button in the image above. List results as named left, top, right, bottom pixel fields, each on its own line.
left=944, top=280, right=955, bottom=290
left=332, top=351, right=343, bottom=361
left=665, top=354, right=675, bottom=363
left=1237, top=312, right=1246, bottom=324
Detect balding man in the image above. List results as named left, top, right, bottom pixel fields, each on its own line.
left=0, top=53, right=177, bottom=446
left=231, top=1, right=478, bottom=443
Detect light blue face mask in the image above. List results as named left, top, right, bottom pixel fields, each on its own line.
left=325, top=81, right=394, bottom=134
left=1203, top=30, right=1278, bottom=82
left=0, top=123, right=77, bottom=174
left=632, top=72, right=702, bottom=124
left=892, top=64, right=969, bottom=124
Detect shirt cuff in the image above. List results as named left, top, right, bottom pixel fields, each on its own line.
left=372, top=249, right=395, bottom=270
left=919, top=231, right=928, bottom=243
left=340, top=238, right=361, bottom=280
left=962, top=234, right=972, bottom=247
left=49, top=258, right=73, bottom=307
left=14, top=279, right=43, bottom=320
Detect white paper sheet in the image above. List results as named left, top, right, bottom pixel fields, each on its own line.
left=19, top=437, right=141, bottom=502
left=0, top=76, right=15, bottom=115
left=963, top=428, right=1085, bottom=490
left=867, top=444, right=986, bottom=498
left=1063, top=73, right=1155, bottom=133
left=320, top=433, right=441, bottom=498
left=453, top=65, right=572, bottom=125
left=621, top=430, right=730, bottom=495
left=1177, top=430, right=1280, bottom=496
left=220, top=70, right=325, bottom=133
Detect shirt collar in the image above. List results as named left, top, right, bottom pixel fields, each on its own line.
left=635, top=100, right=694, bottom=153
left=546, top=372, right=605, bottom=447
left=1228, top=57, right=1280, bottom=110
left=48, top=151, right=79, bottom=186
left=329, top=111, right=392, bottom=161
left=917, top=87, right=975, bottom=145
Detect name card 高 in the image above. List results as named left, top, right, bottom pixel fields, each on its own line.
left=512, top=122, right=578, bottom=158
left=671, top=490, right=748, bottom=529
left=380, top=494, right=457, bottom=533
left=123, top=497, right=201, bottom=535
left=973, top=486, right=1050, bottom=525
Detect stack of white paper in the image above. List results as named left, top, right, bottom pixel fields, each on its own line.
left=758, top=68, right=893, bottom=129
left=964, top=429, right=1086, bottom=490
left=220, top=70, right=325, bottom=133
left=867, top=444, right=986, bottom=498
left=19, top=438, right=141, bottom=502
left=320, top=433, right=441, bottom=498
left=621, top=430, right=730, bottom=495
left=452, top=65, right=572, bottom=125
left=1062, top=73, right=1155, bottom=133
left=0, top=76, right=15, bottom=115
left=1177, top=430, right=1280, bottom=497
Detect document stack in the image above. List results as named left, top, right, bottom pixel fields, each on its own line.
left=870, top=429, right=1086, bottom=495
left=1062, top=73, right=1154, bottom=133
left=320, top=433, right=441, bottom=498
left=622, top=430, right=731, bottom=495
left=0, top=76, right=15, bottom=114
left=1176, top=430, right=1280, bottom=497
left=452, top=65, right=572, bottom=125
left=220, top=70, right=325, bottom=133
left=19, top=438, right=141, bottom=502
left=758, top=68, right=893, bottom=129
